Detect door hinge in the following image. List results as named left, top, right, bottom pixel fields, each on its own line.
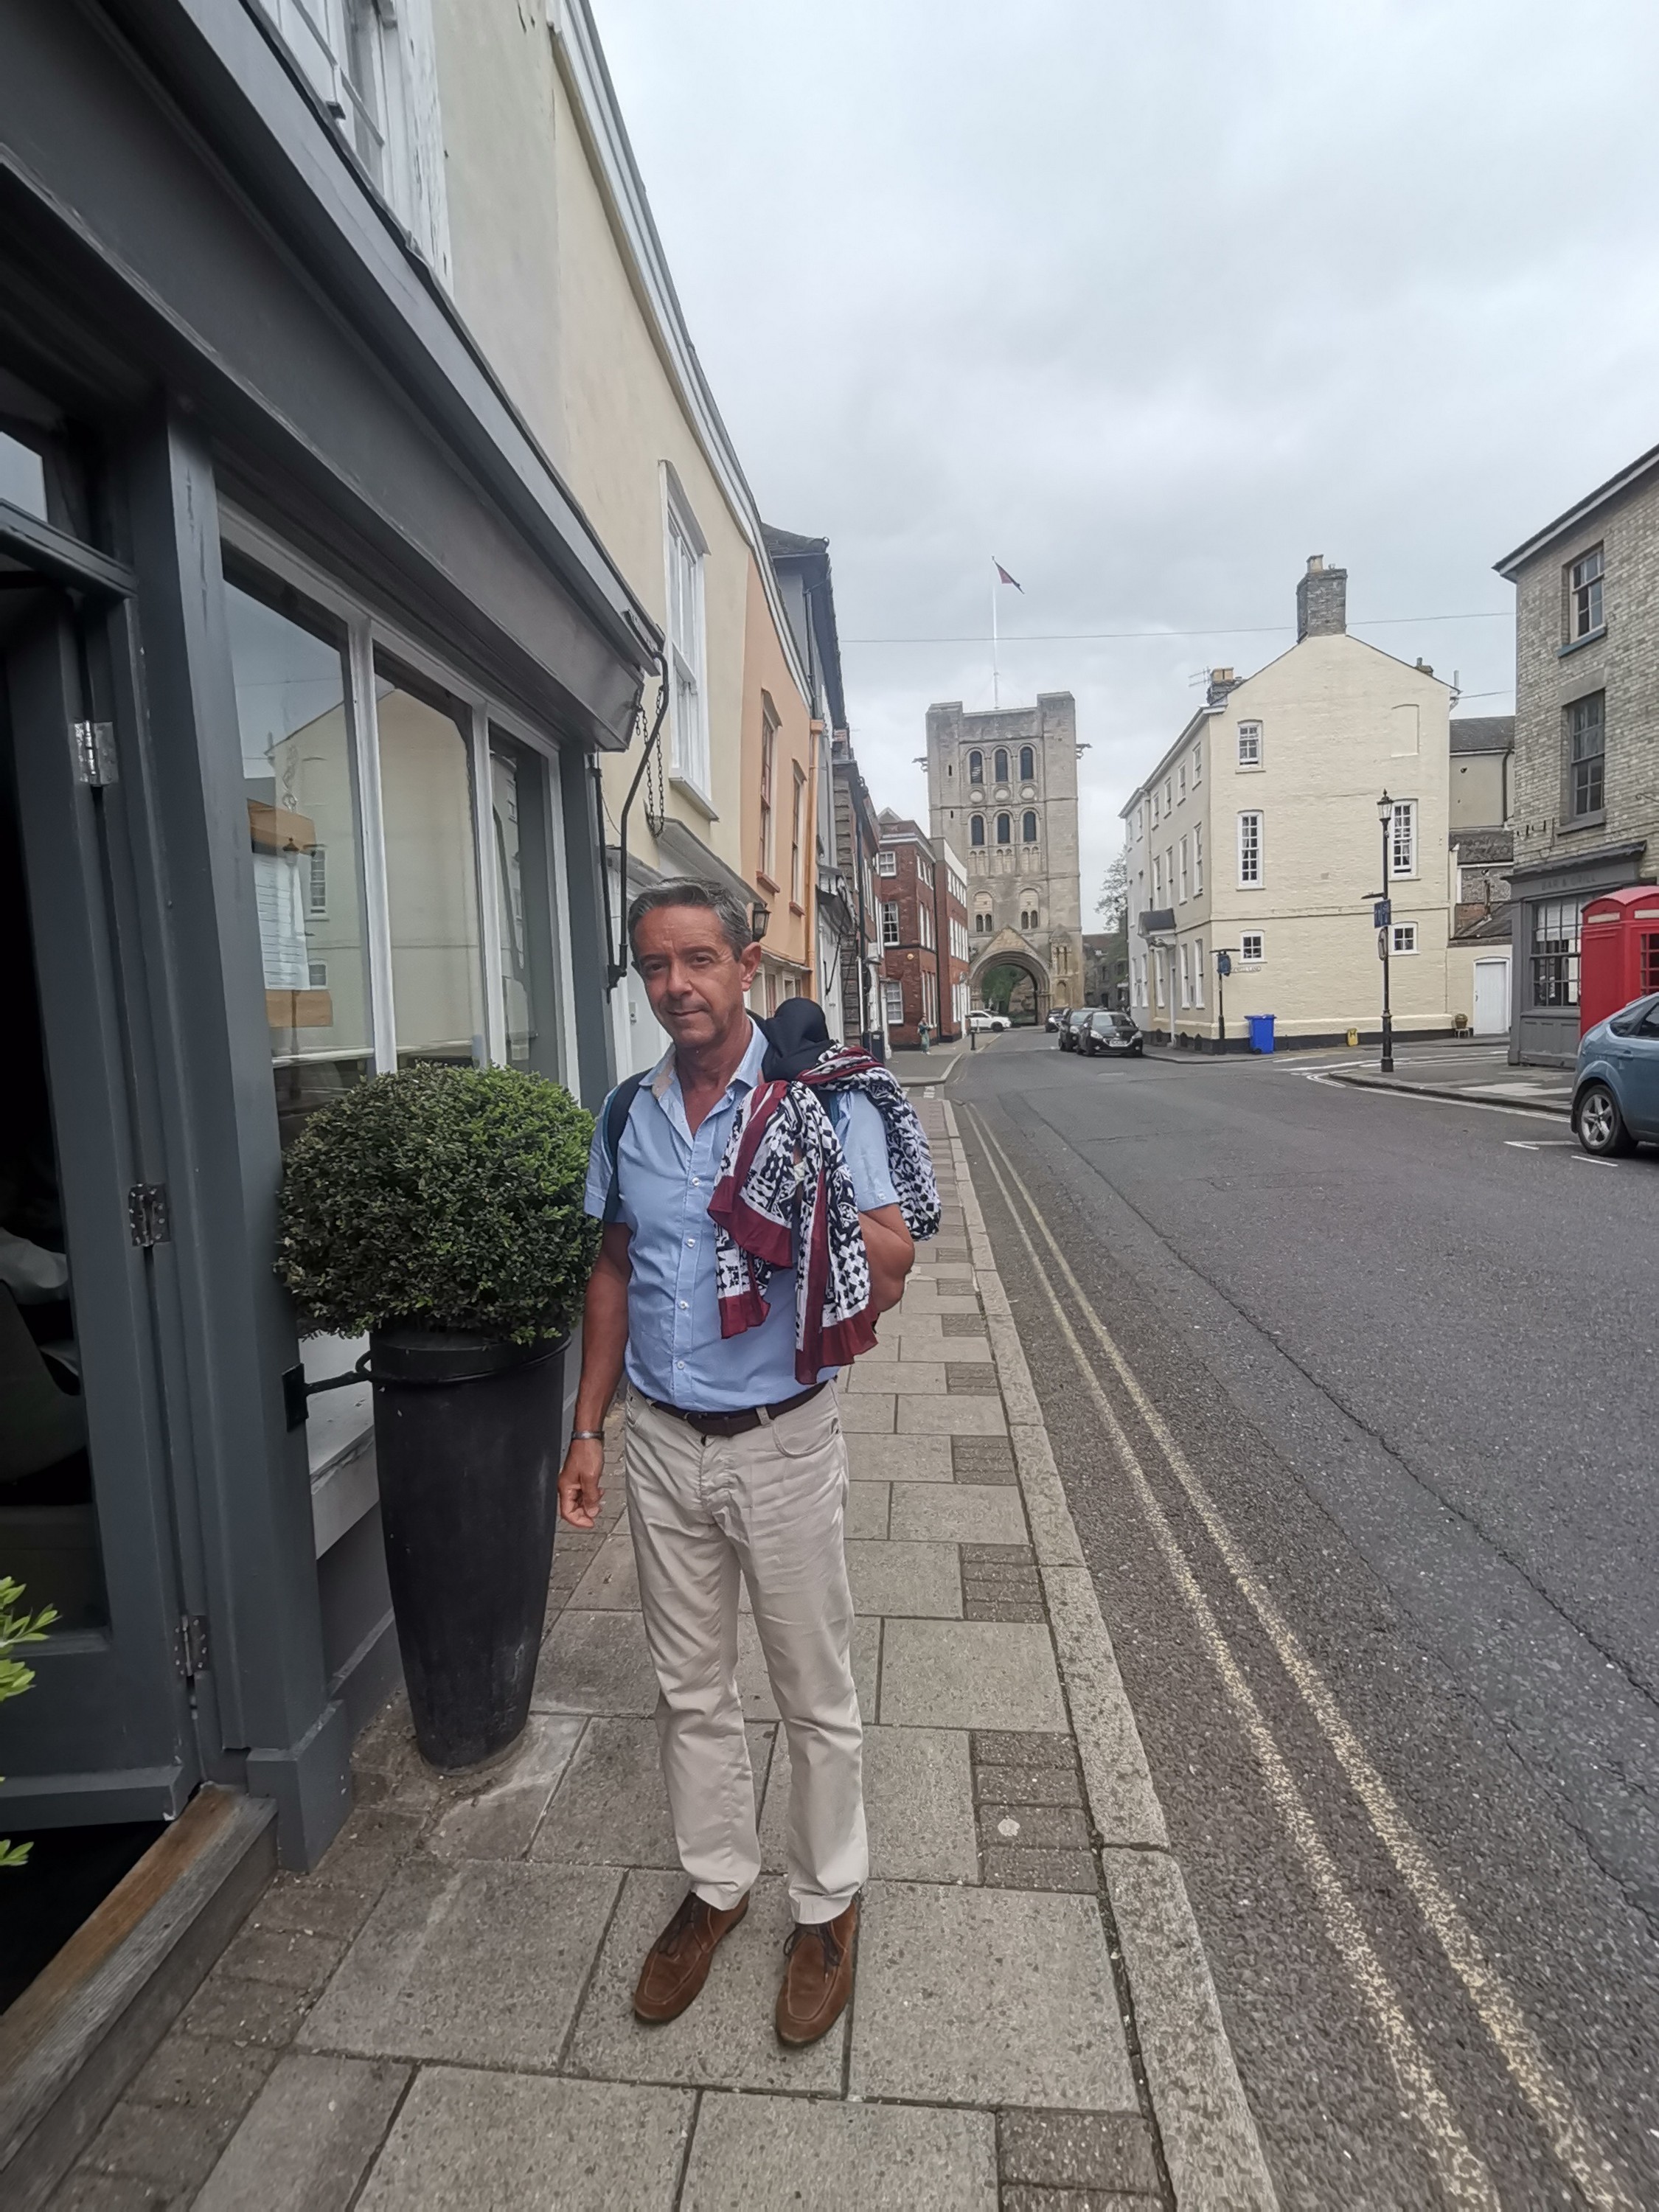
left=175, top=1614, right=209, bottom=1680
left=72, top=719, right=119, bottom=787
left=128, top=1183, right=170, bottom=1247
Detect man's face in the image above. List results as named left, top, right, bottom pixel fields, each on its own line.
left=633, top=904, right=761, bottom=1051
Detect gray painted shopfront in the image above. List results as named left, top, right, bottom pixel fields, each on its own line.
left=0, top=0, right=655, bottom=1865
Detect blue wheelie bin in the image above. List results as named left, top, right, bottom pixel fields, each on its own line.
left=1246, top=1012, right=1276, bottom=1054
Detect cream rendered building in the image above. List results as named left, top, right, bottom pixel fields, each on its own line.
left=1123, top=560, right=1453, bottom=1047
left=431, top=0, right=815, bottom=1074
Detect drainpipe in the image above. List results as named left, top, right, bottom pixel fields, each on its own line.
left=602, top=655, right=669, bottom=992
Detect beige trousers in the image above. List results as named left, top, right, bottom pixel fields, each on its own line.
left=623, top=1384, right=867, bottom=1924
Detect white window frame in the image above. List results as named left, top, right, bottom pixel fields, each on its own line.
left=1192, top=941, right=1204, bottom=1006
left=1568, top=545, right=1604, bottom=640
left=877, top=847, right=897, bottom=875
left=883, top=978, right=905, bottom=1025
left=790, top=765, right=805, bottom=907
left=1178, top=835, right=1189, bottom=903
left=1153, top=854, right=1164, bottom=904
left=1240, top=931, right=1264, bottom=965
left=251, top=0, right=452, bottom=280
left=662, top=469, right=712, bottom=807
left=1193, top=820, right=1203, bottom=895
left=307, top=844, right=328, bottom=916
left=881, top=900, right=901, bottom=947
left=1179, top=765, right=1187, bottom=800
left=1179, top=942, right=1191, bottom=1006
left=1237, top=810, right=1263, bottom=888
left=1237, top=721, right=1263, bottom=768
left=1391, top=923, right=1419, bottom=955
left=1192, top=740, right=1203, bottom=784
left=1394, top=799, right=1418, bottom=876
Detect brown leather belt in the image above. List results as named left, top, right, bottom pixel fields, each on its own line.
left=640, top=1380, right=829, bottom=1440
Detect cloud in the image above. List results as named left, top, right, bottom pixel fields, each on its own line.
left=595, top=0, right=1659, bottom=905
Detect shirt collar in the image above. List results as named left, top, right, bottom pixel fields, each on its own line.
left=649, top=1018, right=767, bottom=1108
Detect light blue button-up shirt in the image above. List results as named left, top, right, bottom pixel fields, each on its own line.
left=583, top=1020, right=898, bottom=1411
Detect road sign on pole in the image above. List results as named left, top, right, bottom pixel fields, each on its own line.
left=1373, top=898, right=1392, bottom=928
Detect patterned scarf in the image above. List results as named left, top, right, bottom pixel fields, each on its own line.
left=706, top=1048, right=940, bottom=1385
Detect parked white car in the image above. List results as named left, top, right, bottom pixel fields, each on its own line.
left=967, top=1011, right=1011, bottom=1032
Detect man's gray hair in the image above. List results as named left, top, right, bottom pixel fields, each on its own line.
left=626, top=877, right=755, bottom=961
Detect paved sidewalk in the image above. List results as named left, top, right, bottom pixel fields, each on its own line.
left=52, top=1102, right=1273, bottom=2211
left=1321, top=1044, right=1573, bottom=1119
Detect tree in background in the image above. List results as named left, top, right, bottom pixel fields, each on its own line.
left=1098, top=851, right=1130, bottom=930
left=1093, top=852, right=1132, bottom=1008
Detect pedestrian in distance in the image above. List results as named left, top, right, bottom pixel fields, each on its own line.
left=918, top=1018, right=931, bottom=1054
left=557, top=879, right=937, bottom=2046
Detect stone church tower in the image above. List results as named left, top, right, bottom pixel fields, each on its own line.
left=925, top=692, right=1085, bottom=1013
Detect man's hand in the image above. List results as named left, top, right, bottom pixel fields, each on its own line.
left=558, top=1435, right=605, bottom=1529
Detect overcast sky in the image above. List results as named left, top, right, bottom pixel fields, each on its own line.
left=597, top=0, right=1659, bottom=911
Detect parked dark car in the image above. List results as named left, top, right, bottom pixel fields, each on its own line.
left=1081, top=1009, right=1144, bottom=1059
left=1573, top=992, right=1659, bottom=1155
left=1046, top=1008, right=1062, bottom=1033
left=1055, top=1006, right=1087, bottom=1051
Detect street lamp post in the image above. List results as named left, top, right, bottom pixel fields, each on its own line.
left=1377, top=790, right=1395, bottom=1074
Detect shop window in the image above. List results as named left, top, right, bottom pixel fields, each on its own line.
left=0, top=428, right=47, bottom=521
left=375, top=655, right=486, bottom=1068
left=1531, top=898, right=1583, bottom=1008
left=490, top=731, right=561, bottom=1079
left=225, top=575, right=373, bottom=1147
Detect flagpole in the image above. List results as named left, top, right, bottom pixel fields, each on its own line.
left=990, top=560, right=1000, bottom=712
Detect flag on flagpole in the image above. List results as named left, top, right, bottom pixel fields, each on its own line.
left=994, top=560, right=1023, bottom=591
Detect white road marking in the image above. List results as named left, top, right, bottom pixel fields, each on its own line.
left=969, top=1107, right=1638, bottom=2212
left=1504, top=1140, right=1576, bottom=1152
left=1304, top=1072, right=1573, bottom=1124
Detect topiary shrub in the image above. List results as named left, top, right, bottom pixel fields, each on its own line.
left=276, top=1065, right=599, bottom=1346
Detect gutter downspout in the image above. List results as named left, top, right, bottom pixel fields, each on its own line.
left=601, top=655, right=669, bottom=991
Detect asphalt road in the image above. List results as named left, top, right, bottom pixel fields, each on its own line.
left=952, top=1028, right=1659, bottom=2211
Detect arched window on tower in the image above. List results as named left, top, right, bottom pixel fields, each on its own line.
left=970, top=813, right=985, bottom=847
left=996, top=813, right=1012, bottom=844
left=1022, top=810, right=1038, bottom=843
left=993, top=747, right=1009, bottom=783
left=1020, top=901, right=1039, bottom=930
left=967, top=749, right=983, bottom=784
left=1020, top=744, right=1035, bottom=781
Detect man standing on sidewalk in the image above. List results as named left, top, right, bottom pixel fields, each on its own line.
left=557, top=880, right=917, bottom=2047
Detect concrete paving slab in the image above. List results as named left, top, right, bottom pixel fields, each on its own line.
left=846, top=1538, right=963, bottom=1618
left=532, top=1610, right=659, bottom=1716
left=566, top=1527, right=640, bottom=1610
left=897, top=1397, right=1008, bottom=1436
left=889, top=1484, right=1028, bottom=1546
left=846, top=1435, right=953, bottom=1483
left=193, top=2053, right=408, bottom=2212
left=849, top=1883, right=1135, bottom=2109
left=846, top=1361, right=947, bottom=1394
left=426, top=1714, right=586, bottom=1860
left=837, top=1393, right=897, bottom=1433
left=761, top=1725, right=977, bottom=1883
left=355, top=2071, right=692, bottom=2211
left=846, top=1481, right=890, bottom=1537
left=568, top=1871, right=844, bottom=2092
left=880, top=1620, right=1067, bottom=1732
left=299, top=1860, right=620, bottom=2070
left=912, top=1332, right=991, bottom=1361
left=529, top=1716, right=774, bottom=1870
left=681, top=2092, right=997, bottom=2210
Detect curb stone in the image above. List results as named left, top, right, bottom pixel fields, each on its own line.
left=944, top=1103, right=1279, bottom=2212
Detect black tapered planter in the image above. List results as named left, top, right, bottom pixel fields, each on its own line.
left=369, top=1324, right=566, bottom=1771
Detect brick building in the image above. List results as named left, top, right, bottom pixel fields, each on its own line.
left=1497, top=451, right=1659, bottom=1065
left=876, top=812, right=970, bottom=1046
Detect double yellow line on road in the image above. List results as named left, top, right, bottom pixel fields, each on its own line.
left=965, top=1105, right=1634, bottom=2212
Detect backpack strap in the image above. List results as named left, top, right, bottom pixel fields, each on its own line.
left=601, top=1072, right=647, bottom=1226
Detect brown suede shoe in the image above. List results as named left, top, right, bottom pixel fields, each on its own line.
left=633, top=1891, right=749, bottom=2023
left=775, top=1897, right=859, bottom=2046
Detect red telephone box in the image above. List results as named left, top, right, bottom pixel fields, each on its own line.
left=1580, top=886, right=1659, bottom=1035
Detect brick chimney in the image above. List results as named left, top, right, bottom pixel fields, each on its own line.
left=1295, top=554, right=1347, bottom=640
left=1206, top=667, right=1242, bottom=708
